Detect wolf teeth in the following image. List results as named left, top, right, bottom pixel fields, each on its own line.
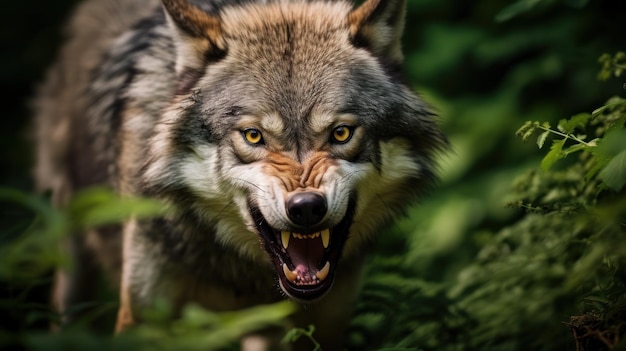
left=283, top=264, right=297, bottom=283
left=281, top=231, right=290, bottom=249
left=283, top=262, right=330, bottom=283
left=282, top=229, right=330, bottom=251
left=316, top=261, right=330, bottom=281
left=292, top=232, right=320, bottom=239
left=321, top=229, right=330, bottom=248
left=287, top=230, right=329, bottom=247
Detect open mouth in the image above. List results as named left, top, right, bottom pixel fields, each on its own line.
left=250, top=199, right=356, bottom=301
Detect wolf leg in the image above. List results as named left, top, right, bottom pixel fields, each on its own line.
left=115, top=279, right=135, bottom=333
left=115, top=219, right=175, bottom=333
left=115, top=220, right=145, bottom=333
left=52, top=233, right=100, bottom=329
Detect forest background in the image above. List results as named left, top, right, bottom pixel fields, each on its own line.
left=1, top=0, right=625, bottom=350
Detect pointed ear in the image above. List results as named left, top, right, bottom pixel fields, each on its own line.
left=347, top=0, right=406, bottom=62
left=162, top=0, right=226, bottom=82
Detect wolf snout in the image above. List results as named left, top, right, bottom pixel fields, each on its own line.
left=286, top=192, right=327, bottom=227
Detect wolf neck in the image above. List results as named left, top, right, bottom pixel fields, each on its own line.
left=138, top=213, right=278, bottom=296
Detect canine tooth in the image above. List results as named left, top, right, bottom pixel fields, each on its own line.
left=282, top=264, right=297, bottom=283
left=321, top=229, right=330, bottom=248
left=316, top=261, right=330, bottom=281
left=281, top=231, right=290, bottom=249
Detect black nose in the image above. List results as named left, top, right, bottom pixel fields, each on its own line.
left=286, top=192, right=327, bottom=227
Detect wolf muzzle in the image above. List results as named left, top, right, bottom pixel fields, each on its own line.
left=250, top=193, right=356, bottom=301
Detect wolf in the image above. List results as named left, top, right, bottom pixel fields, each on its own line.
left=34, top=0, right=446, bottom=348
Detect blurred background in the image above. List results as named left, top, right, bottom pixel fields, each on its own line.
left=1, top=0, right=625, bottom=350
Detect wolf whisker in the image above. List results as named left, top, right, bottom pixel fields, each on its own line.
left=375, top=193, right=390, bottom=209
left=215, top=199, right=235, bottom=218
left=231, top=177, right=269, bottom=194
left=339, top=169, right=368, bottom=182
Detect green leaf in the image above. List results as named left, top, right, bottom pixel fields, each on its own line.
left=596, top=129, right=626, bottom=157
left=562, top=143, right=589, bottom=156
left=0, top=188, right=65, bottom=232
left=0, top=189, right=68, bottom=280
left=605, top=113, right=626, bottom=136
left=541, top=139, right=565, bottom=171
left=522, top=126, right=536, bottom=141
left=592, top=97, right=626, bottom=116
left=216, top=301, right=295, bottom=329
left=584, top=296, right=612, bottom=305
left=599, top=150, right=626, bottom=191
left=282, top=325, right=316, bottom=344
left=67, top=187, right=168, bottom=229
left=180, top=303, right=220, bottom=327
left=495, top=0, right=542, bottom=22
left=586, top=157, right=610, bottom=182
left=536, top=130, right=550, bottom=149
left=282, top=328, right=303, bottom=343
left=557, top=113, right=591, bottom=134
left=515, top=121, right=533, bottom=138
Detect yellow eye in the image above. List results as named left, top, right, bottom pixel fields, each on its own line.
left=331, top=126, right=353, bottom=144
left=243, top=128, right=263, bottom=145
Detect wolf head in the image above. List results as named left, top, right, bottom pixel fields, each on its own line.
left=143, top=0, right=446, bottom=301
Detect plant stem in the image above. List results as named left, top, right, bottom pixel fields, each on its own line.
left=536, top=125, right=596, bottom=147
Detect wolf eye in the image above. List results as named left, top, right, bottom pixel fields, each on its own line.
left=331, top=126, right=354, bottom=144
left=242, top=128, right=264, bottom=145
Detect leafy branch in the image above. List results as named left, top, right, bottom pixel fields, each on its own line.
left=599, top=51, right=626, bottom=81
left=516, top=83, right=626, bottom=191
left=282, top=325, right=321, bottom=351
left=515, top=113, right=599, bottom=171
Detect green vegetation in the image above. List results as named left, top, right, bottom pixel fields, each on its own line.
left=346, top=89, right=626, bottom=351
left=1, top=0, right=625, bottom=350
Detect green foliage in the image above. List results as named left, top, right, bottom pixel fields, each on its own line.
left=515, top=95, right=626, bottom=190
left=3, top=0, right=626, bottom=350
left=0, top=187, right=167, bottom=281
left=0, top=189, right=66, bottom=281
left=495, top=0, right=545, bottom=22
left=495, top=0, right=589, bottom=22
left=346, top=55, right=626, bottom=350
left=67, top=187, right=170, bottom=230
left=347, top=258, right=467, bottom=350
left=21, top=301, right=295, bottom=351
left=283, top=325, right=322, bottom=351
left=599, top=52, right=626, bottom=82
left=128, top=301, right=295, bottom=351
left=0, top=189, right=295, bottom=350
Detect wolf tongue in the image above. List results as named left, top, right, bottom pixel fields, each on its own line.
left=286, top=234, right=325, bottom=272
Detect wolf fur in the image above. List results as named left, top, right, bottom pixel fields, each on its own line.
left=35, top=0, right=446, bottom=348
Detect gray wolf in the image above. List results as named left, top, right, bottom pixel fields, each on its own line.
left=34, top=0, right=446, bottom=348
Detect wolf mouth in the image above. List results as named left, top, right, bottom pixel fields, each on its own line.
left=250, top=199, right=356, bottom=301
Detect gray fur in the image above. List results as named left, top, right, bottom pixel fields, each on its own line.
left=35, top=0, right=446, bottom=348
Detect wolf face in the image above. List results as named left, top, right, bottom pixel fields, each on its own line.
left=140, top=0, right=446, bottom=301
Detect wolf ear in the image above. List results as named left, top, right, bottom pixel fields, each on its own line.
left=348, top=0, right=406, bottom=62
left=162, top=0, right=226, bottom=90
